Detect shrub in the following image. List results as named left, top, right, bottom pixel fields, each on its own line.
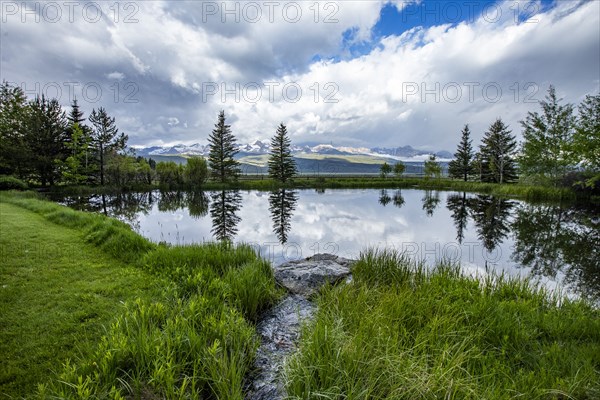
left=0, top=176, right=28, bottom=190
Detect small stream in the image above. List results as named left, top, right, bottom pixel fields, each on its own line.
left=245, top=295, right=315, bottom=399
left=245, top=254, right=353, bottom=399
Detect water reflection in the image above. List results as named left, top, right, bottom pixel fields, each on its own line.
left=379, top=189, right=405, bottom=208
left=379, top=189, right=391, bottom=206
left=446, top=192, right=470, bottom=244
left=49, top=189, right=599, bottom=301
left=470, top=195, right=515, bottom=253
left=187, top=191, right=210, bottom=219
left=210, top=190, right=242, bottom=242
left=392, top=190, right=405, bottom=208
left=268, top=189, right=298, bottom=244
left=512, top=204, right=600, bottom=302
left=158, top=191, right=185, bottom=212
left=421, top=190, right=441, bottom=216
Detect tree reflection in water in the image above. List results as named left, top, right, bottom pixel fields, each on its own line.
left=446, top=192, right=471, bottom=244
left=421, top=190, right=440, bottom=216
left=379, top=189, right=405, bottom=208
left=512, top=203, right=600, bottom=302
left=469, top=195, right=515, bottom=253
left=210, top=190, right=242, bottom=242
left=268, top=189, right=298, bottom=244
left=187, top=191, right=210, bottom=219
left=392, top=190, right=405, bottom=208
left=379, top=189, right=391, bottom=206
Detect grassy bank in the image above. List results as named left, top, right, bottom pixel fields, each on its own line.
left=46, top=176, right=580, bottom=202
left=0, top=192, right=281, bottom=399
left=0, top=201, right=164, bottom=397
left=286, top=249, right=600, bottom=399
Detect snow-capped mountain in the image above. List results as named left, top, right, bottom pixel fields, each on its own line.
left=133, top=141, right=452, bottom=161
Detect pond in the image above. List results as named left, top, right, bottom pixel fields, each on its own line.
left=50, top=188, right=600, bottom=302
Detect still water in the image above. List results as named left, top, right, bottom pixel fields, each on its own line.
left=52, top=189, right=599, bottom=302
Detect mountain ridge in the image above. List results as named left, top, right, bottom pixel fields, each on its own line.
left=133, top=141, right=453, bottom=161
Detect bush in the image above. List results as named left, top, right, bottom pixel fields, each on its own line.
left=0, top=176, right=28, bottom=190
left=184, top=156, right=208, bottom=187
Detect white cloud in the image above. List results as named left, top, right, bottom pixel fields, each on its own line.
left=0, top=0, right=597, bottom=150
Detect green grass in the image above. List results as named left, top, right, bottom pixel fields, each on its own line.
left=285, top=248, right=600, bottom=399
left=0, top=192, right=281, bottom=399
left=0, top=201, right=164, bottom=398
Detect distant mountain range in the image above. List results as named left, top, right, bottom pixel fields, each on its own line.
left=132, top=141, right=452, bottom=175
left=134, top=141, right=453, bottom=161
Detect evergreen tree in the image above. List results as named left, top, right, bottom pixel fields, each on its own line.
left=89, top=107, right=128, bottom=185
left=25, top=95, right=68, bottom=186
left=268, top=123, right=297, bottom=182
left=208, top=110, right=240, bottom=182
left=0, top=82, right=29, bottom=177
left=519, top=86, right=576, bottom=185
left=67, top=98, right=86, bottom=127
left=480, top=118, right=518, bottom=183
left=60, top=123, right=89, bottom=184
left=448, top=124, right=474, bottom=181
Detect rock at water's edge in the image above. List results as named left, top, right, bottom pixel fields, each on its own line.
left=273, top=253, right=353, bottom=297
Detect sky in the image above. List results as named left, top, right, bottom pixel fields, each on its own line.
left=1, top=0, right=598, bottom=151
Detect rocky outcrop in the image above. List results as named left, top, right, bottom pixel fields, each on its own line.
left=273, top=253, right=354, bottom=297
left=245, top=254, right=354, bottom=400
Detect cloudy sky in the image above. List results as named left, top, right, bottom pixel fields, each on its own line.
left=1, top=0, right=598, bottom=150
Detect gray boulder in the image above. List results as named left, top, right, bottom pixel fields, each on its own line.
left=273, top=253, right=354, bottom=297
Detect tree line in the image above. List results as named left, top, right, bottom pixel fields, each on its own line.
left=447, top=86, right=599, bottom=188
left=0, top=81, right=298, bottom=188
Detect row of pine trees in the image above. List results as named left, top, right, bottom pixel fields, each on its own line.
left=447, top=86, right=599, bottom=187
left=0, top=81, right=298, bottom=187
left=2, top=81, right=597, bottom=189
left=207, top=110, right=297, bottom=184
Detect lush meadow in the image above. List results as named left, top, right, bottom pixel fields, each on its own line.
left=1, top=191, right=598, bottom=399
left=286, top=249, right=600, bottom=399
left=0, top=192, right=281, bottom=399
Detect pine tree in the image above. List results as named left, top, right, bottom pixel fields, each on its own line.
left=25, top=95, right=68, bottom=186
left=89, top=107, right=128, bottom=185
left=67, top=98, right=86, bottom=127
left=448, top=124, right=474, bottom=181
left=519, top=86, right=575, bottom=185
left=66, top=98, right=92, bottom=179
left=0, top=82, right=29, bottom=177
left=60, top=123, right=89, bottom=184
left=268, top=123, right=297, bottom=182
left=208, top=111, right=240, bottom=182
left=480, top=118, right=518, bottom=183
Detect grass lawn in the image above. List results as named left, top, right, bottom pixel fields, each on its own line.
left=0, top=201, right=163, bottom=398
